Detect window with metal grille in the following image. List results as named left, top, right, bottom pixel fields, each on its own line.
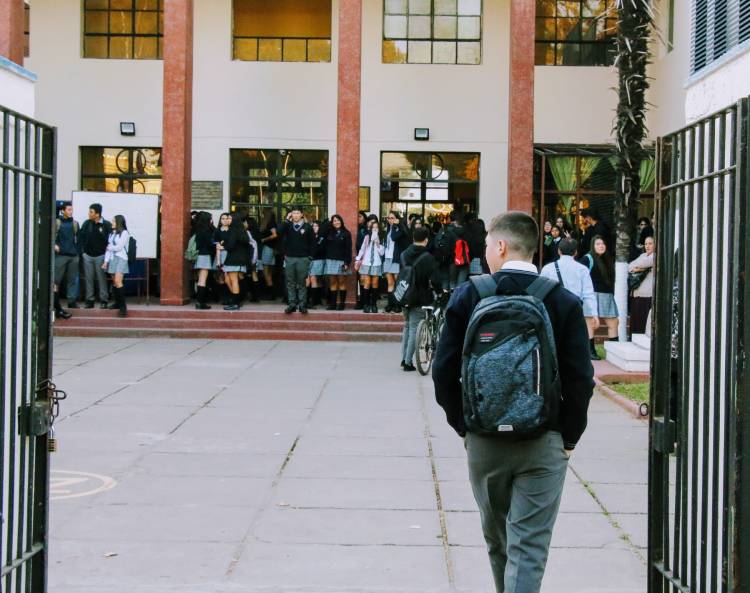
left=535, top=0, right=618, bottom=66
left=691, top=0, right=750, bottom=73
left=82, top=0, right=163, bottom=60
left=382, top=0, right=482, bottom=65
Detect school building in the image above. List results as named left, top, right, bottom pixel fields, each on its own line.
left=1, top=0, right=749, bottom=303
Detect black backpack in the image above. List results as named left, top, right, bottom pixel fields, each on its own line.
left=126, top=236, right=137, bottom=265
left=433, top=227, right=454, bottom=263
left=393, top=252, right=431, bottom=307
left=461, top=274, right=561, bottom=437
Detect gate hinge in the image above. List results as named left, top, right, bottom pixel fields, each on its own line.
left=652, top=416, right=676, bottom=454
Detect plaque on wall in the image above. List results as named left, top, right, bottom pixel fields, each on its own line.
left=191, top=181, right=223, bottom=210
left=359, top=186, right=371, bottom=212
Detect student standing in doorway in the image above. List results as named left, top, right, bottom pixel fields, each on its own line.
left=79, top=202, right=112, bottom=309
left=259, top=208, right=279, bottom=300
left=192, top=211, right=215, bottom=309
left=54, top=202, right=80, bottom=317
left=278, top=208, right=314, bottom=314
left=383, top=211, right=410, bottom=313
left=221, top=218, right=250, bottom=311
left=323, top=214, right=352, bottom=310
left=579, top=235, right=619, bottom=350
left=102, top=214, right=130, bottom=318
left=432, top=211, right=594, bottom=593
left=354, top=218, right=385, bottom=313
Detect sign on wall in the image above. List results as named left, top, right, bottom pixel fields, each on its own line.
left=191, top=181, right=223, bottom=210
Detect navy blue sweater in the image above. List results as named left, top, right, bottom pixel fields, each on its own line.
left=431, top=269, right=595, bottom=449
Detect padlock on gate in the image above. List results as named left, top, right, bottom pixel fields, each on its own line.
left=48, top=426, right=58, bottom=453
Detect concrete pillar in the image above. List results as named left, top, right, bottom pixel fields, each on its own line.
left=160, top=0, right=193, bottom=305
left=0, top=0, right=24, bottom=65
left=335, top=0, right=362, bottom=300
left=507, top=0, right=535, bottom=213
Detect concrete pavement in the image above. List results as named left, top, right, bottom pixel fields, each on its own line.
left=49, top=337, right=647, bottom=593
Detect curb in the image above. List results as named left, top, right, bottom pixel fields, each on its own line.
left=594, top=378, right=649, bottom=421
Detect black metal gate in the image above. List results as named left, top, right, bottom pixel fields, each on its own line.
left=1, top=104, right=58, bottom=592
left=649, top=97, right=750, bottom=592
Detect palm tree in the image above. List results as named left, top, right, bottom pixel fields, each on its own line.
left=612, top=0, right=654, bottom=340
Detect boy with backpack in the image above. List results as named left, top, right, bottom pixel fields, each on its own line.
left=434, top=210, right=470, bottom=290
left=432, top=211, right=594, bottom=593
left=396, top=227, right=440, bottom=371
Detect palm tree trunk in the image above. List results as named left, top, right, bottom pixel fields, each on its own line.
left=613, top=0, right=653, bottom=340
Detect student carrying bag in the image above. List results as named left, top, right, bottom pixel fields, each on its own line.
left=461, top=274, right=562, bottom=437
left=393, top=251, right=430, bottom=307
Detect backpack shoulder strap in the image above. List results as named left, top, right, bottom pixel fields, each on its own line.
left=526, top=275, right=558, bottom=302
left=469, top=274, right=497, bottom=299
left=554, top=261, right=564, bottom=287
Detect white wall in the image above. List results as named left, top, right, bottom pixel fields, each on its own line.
left=685, top=45, right=750, bottom=123
left=360, top=0, right=510, bottom=221
left=0, top=57, right=36, bottom=117
left=534, top=66, right=618, bottom=145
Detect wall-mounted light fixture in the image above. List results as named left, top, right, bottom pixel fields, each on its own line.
left=120, top=122, right=136, bottom=136
left=414, top=128, right=430, bottom=141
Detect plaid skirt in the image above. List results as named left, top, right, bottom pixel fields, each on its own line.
left=261, top=246, right=276, bottom=266
left=194, top=254, right=215, bottom=271
left=360, top=264, right=383, bottom=277
left=596, top=292, right=619, bottom=318
left=309, top=259, right=326, bottom=276
left=469, top=258, right=483, bottom=275
left=223, top=265, right=246, bottom=273
left=383, top=258, right=400, bottom=275
left=324, top=259, right=351, bottom=275
left=107, top=257, right=129, bottom=275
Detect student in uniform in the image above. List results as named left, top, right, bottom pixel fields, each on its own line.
left=79, top=202, right=112, bottom=308
left=102, top=214, right=130, bottom=318
left=307, top=220, right=327, bottom=309
left=278, top=208, right=315, bottom=314
left=245, top=216, right=262, bottom=303
left=54, top=202, right=81, bottom=316
left=432, top=211, right=594, bottom=593
left=323, top=214, right=353, bottom=310
left=383, top=211, right=411, bottom=313
left=579, top=235, right=619, bottom=351
left=259, top=208, right=279, bottom=300
left=213, top=212, right=232, bottom=305
left=355, top=218, right=385, bottom=313
left=221, top=218, right=250, bottom=311
left=192, top=211, right=215, bottom=310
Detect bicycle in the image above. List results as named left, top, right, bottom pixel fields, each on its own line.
left=415, top=291, right=449, bottom=376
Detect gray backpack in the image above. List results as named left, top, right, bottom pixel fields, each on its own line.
left=461, top=274, right=561, bottom=437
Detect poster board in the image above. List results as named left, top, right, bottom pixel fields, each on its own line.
left=71, top=191, right=159, bottom=259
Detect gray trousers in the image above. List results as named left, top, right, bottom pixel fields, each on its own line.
left=82, top=253, right=109, bottom=302
left=466, top=430, right=569, bottom=593
left=400, top=307, right=423, bottom=364
left=285, top=256, right=310, bottom=306
left=54, top=254, right=80, bottom=302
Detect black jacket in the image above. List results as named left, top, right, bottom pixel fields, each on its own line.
left=278, top=221, right=314, bottom=257
left=401, top=244, right=441, bottom=307
left=79, top=219, right=112, bottom=257
left=312, top=233, right=327, bottom=260
left=386, top=223, right=410, bottom=263
left=55, top=217, right=80, bottom=256
left=578, top=253, right=614, bottom=293
left=195, top=228, right=215, bottom=256
left=223, top=226, right=250, bottom=267
left=431, top=269, right=595, bottom=450
left=324, top=227, right=353, bottom=265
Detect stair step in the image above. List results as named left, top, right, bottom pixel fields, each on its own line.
left=631, top=333, right=651, bottom=350
left=66, top=308, right=403, bottom=323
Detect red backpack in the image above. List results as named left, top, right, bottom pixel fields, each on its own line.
left=454, top=238, right=470, bottom=266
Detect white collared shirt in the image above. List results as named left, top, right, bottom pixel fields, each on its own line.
left=500, top=260, right=539, bottom=274
left=540, top=255, right=596, bottom=316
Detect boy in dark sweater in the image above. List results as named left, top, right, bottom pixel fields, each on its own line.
left=278, top=208, right=314, bottom=314
left=432, top=211, right=594, bottom=593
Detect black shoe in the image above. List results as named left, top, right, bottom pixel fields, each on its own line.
left=107, top=302, right=120, bottom=310
left=67, top=302, right=79, bottom=309
left=284, top=305, right=297, bottom=314
left=400, top=360, right=406, bottom=368
left=117, top=308, right=128, bottom=318
left=195, top=302, right=211, bottom=310
left=55, top=309, right=72, bottom=320
left=403, top=364, right=417, bottom=372
left=298, top=305, right=308, bottom=315
left=355, top=301, right=364, bottom=310
left=100, top=301, right=109, bottom=309
left=223, top=304, right=240, bottom=311
left=84, top=301, right=95, bottom=309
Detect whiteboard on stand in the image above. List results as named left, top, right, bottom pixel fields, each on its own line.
left=71, top=191, right=160, bottom=259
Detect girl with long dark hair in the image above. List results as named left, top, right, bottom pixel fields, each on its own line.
left=323, top=214, right=352, bottom=310
left=307, top=220, right=326, bottom=308
left=193, top=211, right=215, bottom=309
left=355, top=218, right=385, bottom=313
left=383, top=210, right=410, bottom=312
left=354, top=210, right=369, bottom=310
left=259, top=208, right=279, bottom=299
left=221, top=218, right=250, bottom=311
left=102, top=214, right=130, bottom=317
left=579, top=235, right=619, bottom=358
left=213, top=212, right=232, bottom=304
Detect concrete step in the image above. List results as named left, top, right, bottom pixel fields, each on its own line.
left=631, top=333, right=651, bottom=350
left=603, top=341, right=651, bottom=373
left=53, top=325, right=403, bottom=342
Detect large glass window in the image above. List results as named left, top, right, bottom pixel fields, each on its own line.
left=382, top=0, right=482, bottom=65
left=82, top=0, right=163, bottom=60
left=233, top=0, right=332, bottom=62
left=533, top=146, right=655, bottom=238
left=80, top=147, right=162, bottom=194
left=535, top=0, right=617, bottom=66
left=230, top=149, right=329, bottom=221
left=380, top=151, right=479, bottom=223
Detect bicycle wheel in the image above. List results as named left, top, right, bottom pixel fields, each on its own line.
left=416, top=319, right=433, bottom=376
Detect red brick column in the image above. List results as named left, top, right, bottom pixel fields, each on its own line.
left=507, top=0, right=535, bottom=213
left=335, top=0, right=362, bottom=300
left=160, top=0, right=193, bottom=305
left=0, top=0, right=24, bottom=65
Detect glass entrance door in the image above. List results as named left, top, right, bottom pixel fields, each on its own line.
left=230, top=148, right=329, bottom=222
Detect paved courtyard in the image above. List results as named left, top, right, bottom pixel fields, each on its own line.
left=49, top=338, right=647, bottom=593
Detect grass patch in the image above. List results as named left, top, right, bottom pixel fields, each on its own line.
left=607, top=382, right=650, bottom=403
left=595, top=345, right=606, bottom=360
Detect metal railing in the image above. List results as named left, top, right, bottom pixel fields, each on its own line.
left=0, top=104, right=57, bottom=593
left=649, top=97, right=750, bottom=592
